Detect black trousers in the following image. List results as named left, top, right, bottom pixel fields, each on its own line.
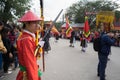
left=2, top=54, right=11, bottom=73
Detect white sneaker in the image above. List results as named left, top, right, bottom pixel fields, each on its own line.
left=4, top=71, right=12, bottom=75
left=8, top=68, right=12, bottom=71
left=7, top=71, right=12, bottom=74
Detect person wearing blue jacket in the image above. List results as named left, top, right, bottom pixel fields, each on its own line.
left=97, top=32, right=116, bottom=80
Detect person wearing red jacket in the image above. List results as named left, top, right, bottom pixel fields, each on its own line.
left=16, top=10, right=42, bottom=80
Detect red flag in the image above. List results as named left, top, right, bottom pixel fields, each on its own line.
left=65, top=16, right=69, bottom=29
left=65, top=16, right=73, bottom=37
left=66, top=26, right=73, bottom=37
left=52, top=26, right=60, bottom=34
left=83, top=16, right=90, bottom=38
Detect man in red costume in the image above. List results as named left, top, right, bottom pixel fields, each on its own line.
left=16, top=10, right=42, bottom=80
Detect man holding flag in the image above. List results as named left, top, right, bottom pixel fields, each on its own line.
left=65, top=16, right=75, bottom=47
left=80, top=16, right=90, bottom=52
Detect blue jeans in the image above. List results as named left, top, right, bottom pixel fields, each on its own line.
left=14, top=56, right=18, bottom=68
left=0, top=52, right=4, bottom=77
left=98, top=54, right=108, bottom=80
left=0, top=52, right=3, bottom=70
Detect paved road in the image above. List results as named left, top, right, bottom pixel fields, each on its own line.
left=1, top=38, right=120, bottom=80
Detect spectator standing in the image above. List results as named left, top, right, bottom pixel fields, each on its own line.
left=97, top=32, right=116, bottom=80
left=0, top=21, right=7, bottom=77
left=1, top=27, right=13, bottom=74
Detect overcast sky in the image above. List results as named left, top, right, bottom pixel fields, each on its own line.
left=31, top=0, right=120, bottom=21
left=31, top=0, right=80, bottom=21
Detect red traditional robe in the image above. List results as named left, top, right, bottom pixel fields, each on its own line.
left=16, top=30, right=41, bottom=80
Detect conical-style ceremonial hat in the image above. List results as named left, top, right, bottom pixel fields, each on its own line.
left=19, top=10, right=42, bottom=22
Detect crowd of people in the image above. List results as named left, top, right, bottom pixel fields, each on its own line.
left=0, top=10, right=54, bottom=80
left=41, top=28, right=119, bottom=80
left=90, top=31, right=120, bottom=47
left=0, top=10, right=120, bottom=80
left=0, top=21, right=20, bottom=78
left=68, top=29, right=119, bottom=80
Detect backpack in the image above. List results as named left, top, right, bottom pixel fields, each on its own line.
left=93, top=37, right=101, bottom=52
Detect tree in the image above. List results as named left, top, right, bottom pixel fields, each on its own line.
left=0, top=0, right=31, bottom=23
left=115, top=11, right=120, bottom=22
left=66, top=1, right=86, bottom=23
left=66, top=0, right=120, bottom=24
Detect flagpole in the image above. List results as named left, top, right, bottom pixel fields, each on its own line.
left=39, top=0, right=45, bottom=72
left=34, top=9, right=63, bottom=72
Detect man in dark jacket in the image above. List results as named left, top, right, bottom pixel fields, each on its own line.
left=69, top=30, right=75, bottom=47
left=97, top=32, right=116, bottom=80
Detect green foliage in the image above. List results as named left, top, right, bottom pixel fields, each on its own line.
left=115, top=11, right=120, bottom=22
left=0, top=0, right=31, bottom=23
left=66, top=0, right=120, bottom=25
